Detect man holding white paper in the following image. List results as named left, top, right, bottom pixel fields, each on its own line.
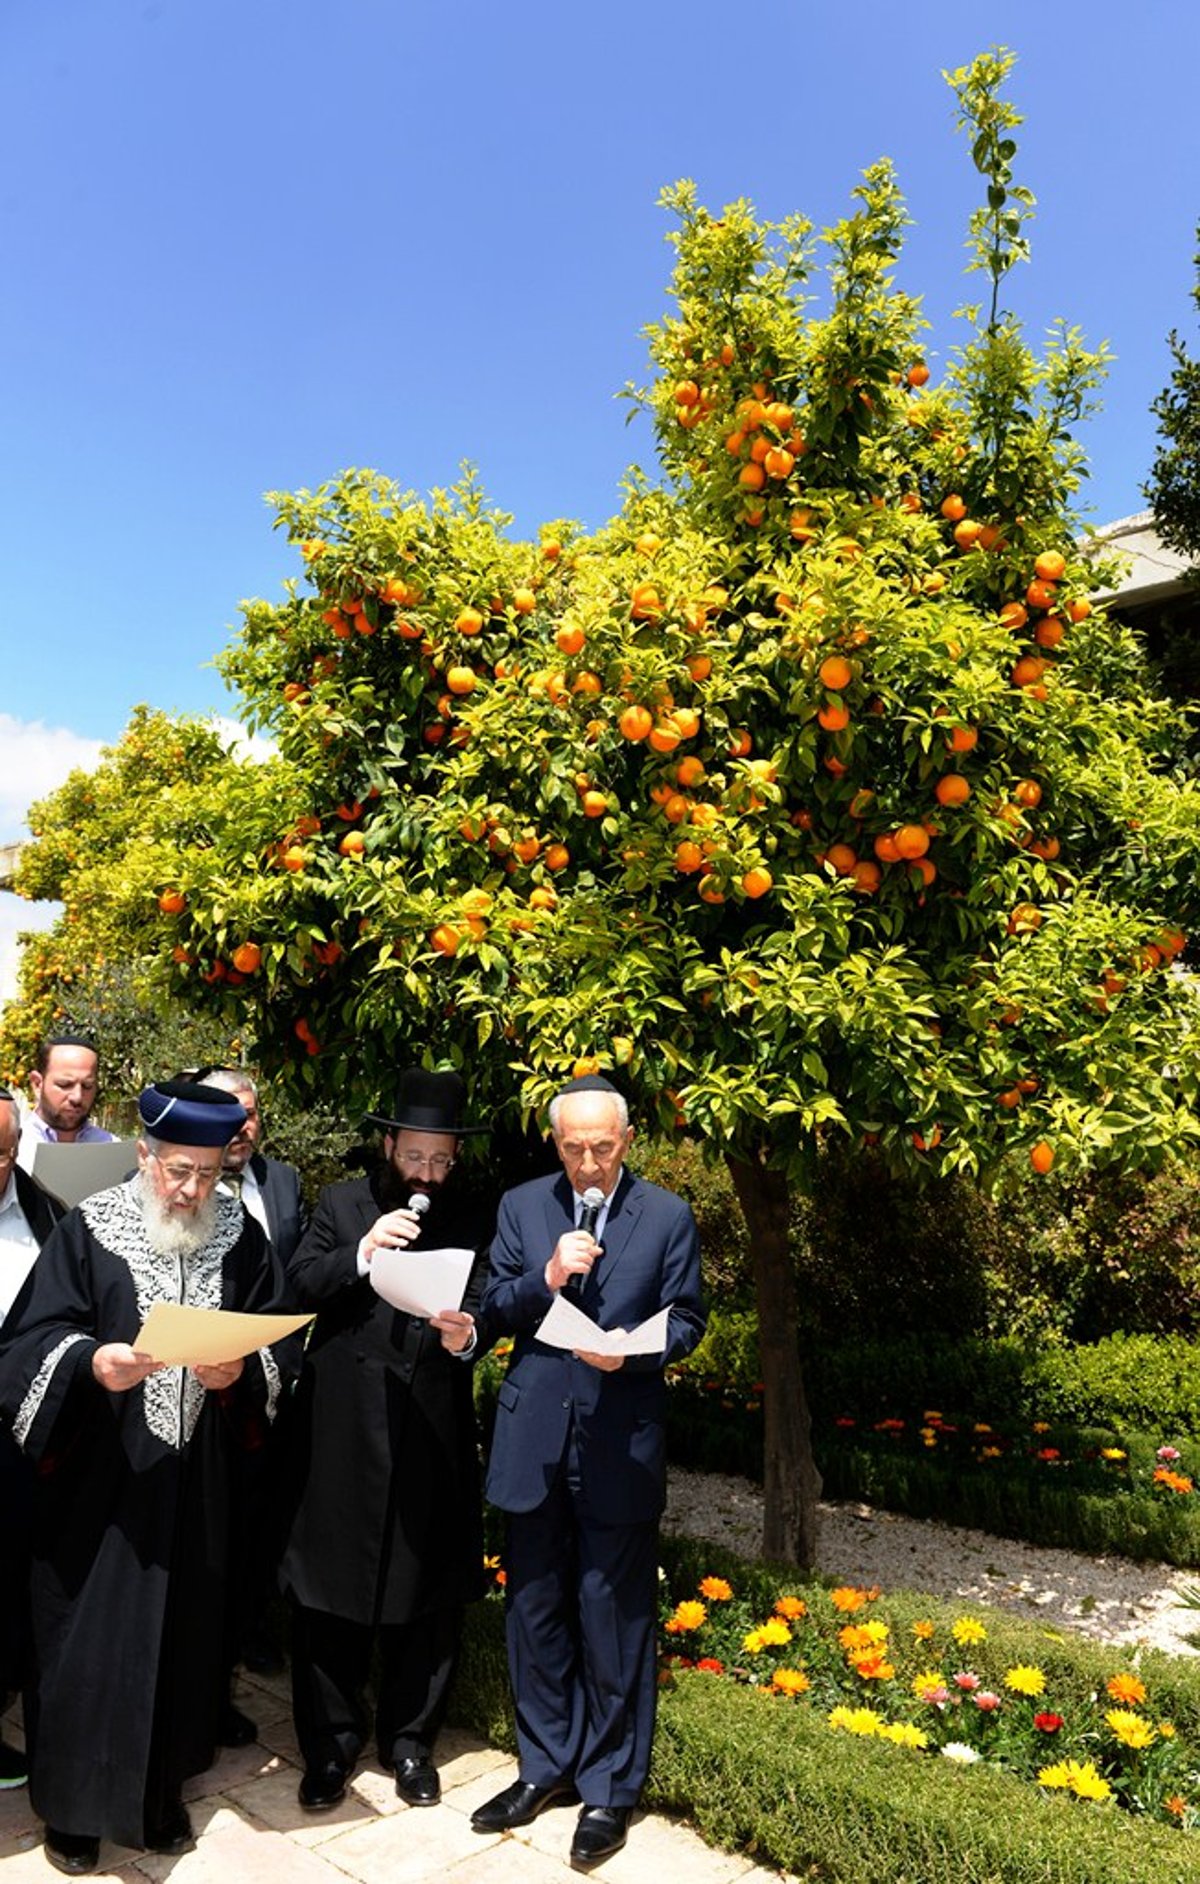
left=0, top=1078, right=293, bottom=1874
left=474, top=1075, right=705, bottom=1868
left=280, top=1068, right=493, bottom=1814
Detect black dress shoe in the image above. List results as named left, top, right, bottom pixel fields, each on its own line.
left=298, top=1761, right=349, bottom=1810
left=44, top=1828, right=101, bottom=1876
left=471, top=1777, right=578, bottom=1831
left=144, top=1804, right=194, bottom=1854
left=393, top=1755, right=440, bottom=1806
left=570, top=1805, right=631, bottom=1866
left=217, top=1702, right=258, bottom=1747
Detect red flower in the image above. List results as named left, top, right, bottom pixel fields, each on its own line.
left=1034, top=1712, right=1064, bottom=1733
left=696, top=1658, right=725, bottom=1674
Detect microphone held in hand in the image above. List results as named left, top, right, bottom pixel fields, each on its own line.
left=565, top=1187, right=606, bottom=1301
left=407, top=1192, right=431, bottom=1219
left=578, top=1186, right=605, bottom=1238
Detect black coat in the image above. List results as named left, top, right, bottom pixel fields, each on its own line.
left=280, top=1170, right=493, bottom=1625
left=0, top=1183, right=293, bottom=1846
left=249, top=1151, right=307, bottom=1263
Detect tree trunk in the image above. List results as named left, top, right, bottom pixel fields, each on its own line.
left=726, top=1155, right=821, bottom=1567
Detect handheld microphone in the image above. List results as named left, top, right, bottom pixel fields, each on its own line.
left=566, top=1187, right=606, bottom=1301
left=406, top=1192, right=431, bottom=1224
left=578, top=1186, right=605, bottom=1238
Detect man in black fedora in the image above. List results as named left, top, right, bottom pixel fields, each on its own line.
left=279, top=1068, right=494, bottom=1813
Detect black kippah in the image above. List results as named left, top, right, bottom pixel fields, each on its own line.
left=153, top=1077, right=241, bottom=1108
left=558, top=1074, right=619, bottom=1096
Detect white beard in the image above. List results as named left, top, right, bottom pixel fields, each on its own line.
left=137, top=1171, right=220, bottom=1258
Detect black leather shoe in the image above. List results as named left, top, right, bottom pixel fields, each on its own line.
left=217, top=1702, right=258, bottom=1747
left=471, top=1777, right=578, bottom=1831
left=570, top=1805, right=631, bottom=1866
left=44, top=1829, right=100, bottom=1876
left=393, top=1755, right=440, bottom=1806
left=298, top=1761, right=349, bottom=1810
left=145, top=1804, right=194, bottom=1855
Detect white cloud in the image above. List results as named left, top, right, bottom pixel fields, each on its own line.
left=0, top=714, right=105, bottom=845
left=211, top=716, right=276, bottom=764
left=0, top=890, right=58, bottom=1012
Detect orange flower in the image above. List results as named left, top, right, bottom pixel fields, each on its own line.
left=1106, top=1673, right=1148, bottom=1706
left=830, top=1587, right=870, bottom=1613
left=771, top=1668, right=811, bottom=1697
left=698, top=1576, right=733, bottom=1602
left=774, top=1595, right=807, bottom=1620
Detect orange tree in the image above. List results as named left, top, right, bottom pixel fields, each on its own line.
left=8, top=52, right=1200, bottom=1563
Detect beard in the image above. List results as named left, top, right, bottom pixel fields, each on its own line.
left=377, top=1164, right=447, bottom=1213
left=138, top=1172, right=220, bottom=1258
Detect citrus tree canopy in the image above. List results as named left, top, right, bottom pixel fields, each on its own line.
left=7, top=51, right=1199, bottom=1562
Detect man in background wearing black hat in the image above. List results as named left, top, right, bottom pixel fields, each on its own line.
left=472, top=1076, right=705, bottom=1868
left=0, top=1079, right=294, bottom=1874
left=280, top=1067, right=494, bottom=1815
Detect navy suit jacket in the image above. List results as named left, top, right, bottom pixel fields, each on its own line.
left=482, top=1169, right=705, bottom=1523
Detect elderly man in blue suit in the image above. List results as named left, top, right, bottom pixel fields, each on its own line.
left=472, top=1075, right=705, bottom=1867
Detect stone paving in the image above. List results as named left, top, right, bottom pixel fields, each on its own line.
left=0, top=1668, right=786, bottom=1883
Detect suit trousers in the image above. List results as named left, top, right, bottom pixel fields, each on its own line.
left=290, top=1601, right=461, bottom=1771
left=503, top=1423, right=659, bottom=1808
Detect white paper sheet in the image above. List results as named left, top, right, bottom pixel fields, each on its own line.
left=368, top=1244, right=475, bottom=1319
left=537, top=1293, right=671, bottom=1357
left=134, top=1302, right=313, bottom=1366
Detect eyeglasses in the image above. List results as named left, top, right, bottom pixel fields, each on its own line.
left=149, top=1153, right=223, bottom=1189
left=394, top=1151, right=455, bottom=1175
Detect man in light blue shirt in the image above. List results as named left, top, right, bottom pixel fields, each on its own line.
left=17, top=1035, right=114, bottom=1173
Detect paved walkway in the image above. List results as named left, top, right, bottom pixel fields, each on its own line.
left=1, top=1668, right=786, bottom=1883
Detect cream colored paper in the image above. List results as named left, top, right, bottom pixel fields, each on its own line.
left=537, top=1293, right=671, bottom=1357
left=134, top=1301, right=313, bottom=1366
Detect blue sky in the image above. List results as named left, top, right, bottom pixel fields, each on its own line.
left=2, top=0, right=1198, bottom=822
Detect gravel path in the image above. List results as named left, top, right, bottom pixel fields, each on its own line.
left=665, top=1467, right=1200, bottom=1657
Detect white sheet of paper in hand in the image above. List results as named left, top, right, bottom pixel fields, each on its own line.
left=538, top=1293, right=672, bottom=1357
left=369, top=1245, right=475, bottom=1319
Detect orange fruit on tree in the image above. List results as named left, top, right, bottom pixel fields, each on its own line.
left=512, top=587, right=537, bottom=615
left=934, top=774, right=971, bottom=807
left=454, top=606, right=484, bottom=636
left=873, top=832, right=902, bottom=864
left=675, top=756, right=705, bottom=788
left=1034, top=549, right=1067, bottom=583
left=738, top=461, right=766, bottom=491
left=630, top=581, right=662, bottom=620
left=818, top=654, right=853, bottom=691
left=817, top=702, right=850, bottom=733
left=460, top=889, right=493, bottom=917
left=541, top=537, right=562, bottom=561
left=697, top=875, right=725, bottom=904
left=580, top=791, right=608, bottom=819
left=1034, top=616, right=1065, bottom=648
left=953, top=518, right=984, bottom=550
left=339, top=832, right=366, bottom=857
left=997, top=1087, right=1023, bottom=1110
left=529, top=886, right=557, bottom=910
left=648, top=722, right=682, bottom=753
left=231, top=942, right=262, bottom=975
left=852, top=860, right=881, bottom=893
left=741, top=865, right=772, bottom=898
left=157, top=889, right=186, bottom=915
left=281, top=846, right=308, bottom=872
left=1007, top=901, right=1043, bottom=933
left=675, top=840, right=704, bottom=873
left=727, top=729, right=752, bottom=758
left=825, top=843, right=858, bottom=876
left=1029, top=835, right=1060, bottom=860
left=948, top=726, right=979, bottom=754
left=635, top=531, right=663, bottom=557
left=555, top=623, right=585, bottom=656
left=430, top=923, right=461, bottom=957
left=940, top=493, right=967, bottom=521
left=1012, top=655, right=1048, bottom=687
left=998, top=601, right=1029, bottom=631
left=1029, top=1140, right=1055, bottom=1174
left=674, top=379, right=700, bottom=408
left=544, top=843, right=570, bottom=872
left=907, top=362, right=930, bottom=387
left=446, top=665, right=477, bottom=695
left=893, top=824, right=930, bottom=860
left=685, top=653, right=712, bottom=682
left=912, top=1125, right=942, bottom=1152
left=618, top=704, right=653, bottom=742
left=1013, top=779, right=1043, bottom=809
left=1067, top=597, right=1092, bottom=622
left=764, top=445, right=795, bottom=480
left=1025, top=578, right=1058, bottom=611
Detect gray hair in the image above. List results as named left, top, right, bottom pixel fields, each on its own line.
left=199, top=1069, right=258, bottom=1101
left=548, top=1087, right=629, bottom=1138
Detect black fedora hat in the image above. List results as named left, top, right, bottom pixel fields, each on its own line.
left=363, top=1067, right=488, bottom=1137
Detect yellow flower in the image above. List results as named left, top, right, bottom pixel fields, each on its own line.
left=980, top=1444, right=1002, bottom=1459
left=828, top=1706, right=882, bottom=1737
left=1068, top=1762, right=1112, bottom=1803
left=912, top=1670, right=949, bottom=1701
left=1106, top=1709, right=1156, bottom=1750
left=670, top=1600, right=707, bottom=1632
left=1038, top=1762, right=1072, bottom=1790
left=838, top=1621, right=888, bottom=1651
left=878, top=1722, right=928, bottom=1749
left=698, top=1576, right=732, bottom=1602
left=774, top=1595, right=807, bottom=1620
left=1159, top=1720, right=1177, bottom=1738
left=1105, top=1672, right=1147, bottom=1706
left=911, top=1619, right=935, bottom=1641
left=1004, top=1665, right=1047, bottom=1698
left=757, top=1616, right=793, bottom=1647
left=1101, top=1447, right=1126, bottom=1461
left=952, top=1616, right=987, bottom=1646
left=830, top=1586, right=869, bottom=1613
left=771, top=1667, right=811, bottom=1696
left=743, top=1628, right=766, bottom=1654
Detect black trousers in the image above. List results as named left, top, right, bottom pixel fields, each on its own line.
left=290, top=1601, right=461, bottom=1772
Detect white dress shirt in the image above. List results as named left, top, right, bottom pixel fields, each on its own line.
left=0, top=1174, right=40, bottom=1325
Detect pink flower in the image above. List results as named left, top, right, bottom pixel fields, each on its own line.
left=973, top=1691, right=1002, bottom=1713
left=1157, top=1445, right=1181, bottom=1462
left=953, top=1672, right=981, bottom=1691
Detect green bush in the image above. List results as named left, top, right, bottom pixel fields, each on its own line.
left=450, top=1535, right=1200, bottom=1882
